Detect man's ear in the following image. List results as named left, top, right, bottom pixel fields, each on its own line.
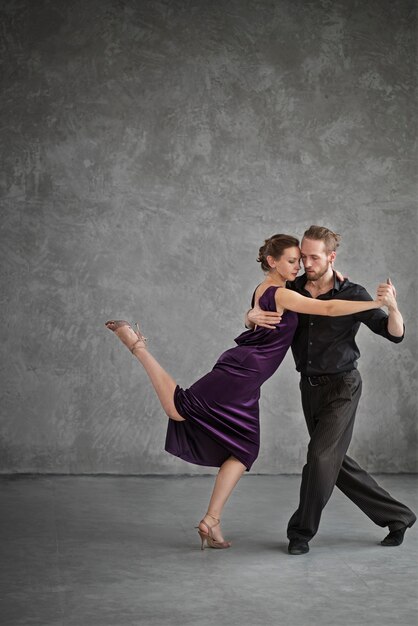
left=329, top=251, right=336, bottom=266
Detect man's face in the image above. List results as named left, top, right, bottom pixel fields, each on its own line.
left=300, top=238, right=335, bottom=281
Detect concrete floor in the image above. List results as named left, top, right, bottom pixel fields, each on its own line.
left=1, top=475, right=417, bottom=626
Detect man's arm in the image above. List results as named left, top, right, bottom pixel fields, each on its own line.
left=245, top=310, right=255, bottom=330
left=387, top=306, right=404, bottom=338
left=376, top=279, right=404, bottom=338
left=352, top=281, right=405, bottom=343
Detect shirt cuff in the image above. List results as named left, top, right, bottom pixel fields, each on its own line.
left=386, top=323, right=405, bottom=343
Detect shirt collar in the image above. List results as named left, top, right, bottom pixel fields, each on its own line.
left=295, top=271, right=344, bottom=295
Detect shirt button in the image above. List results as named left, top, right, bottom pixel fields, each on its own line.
left=310, top=322, right=314, bottom=326
left=309, top=341, right=313, bottom=345
left=308, top=360, right=312, bottom=364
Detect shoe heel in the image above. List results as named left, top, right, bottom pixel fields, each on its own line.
left=195, top=516, right=231, bottom=550
left=196, top=529, right=207, bottom=550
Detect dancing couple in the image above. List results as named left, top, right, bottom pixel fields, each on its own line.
left=105, top=225, right=415, bottom=553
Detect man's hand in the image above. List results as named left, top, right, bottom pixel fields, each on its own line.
left=247, top=303, right=282, bottom=330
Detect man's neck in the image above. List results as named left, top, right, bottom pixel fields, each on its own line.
left=306, top=269, right=335, bottom=296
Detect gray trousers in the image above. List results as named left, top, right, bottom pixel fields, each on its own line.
left=287, top=370, right=416, bottom=541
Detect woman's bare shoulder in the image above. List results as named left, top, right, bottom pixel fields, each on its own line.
left=255, top=283, right=285, bottom=315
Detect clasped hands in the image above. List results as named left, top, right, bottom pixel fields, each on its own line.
left=376, top=278, right=398, bottom=310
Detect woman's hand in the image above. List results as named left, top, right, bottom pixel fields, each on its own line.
left=334, top=269, right=347, bottom=282
left=247, top=303, right=282, bottom=329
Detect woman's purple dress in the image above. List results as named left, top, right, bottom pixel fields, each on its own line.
left=165, top=286, right=298, bottom=470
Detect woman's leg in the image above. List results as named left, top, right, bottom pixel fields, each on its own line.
left=107, top=323, right=246, bottom=542
left=201, top=456, right=246, bottom=542
left=106, top=321, right=185, bottom=421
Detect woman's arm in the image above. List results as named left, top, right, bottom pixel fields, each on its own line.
left=275, top=288, right=382, bottom=317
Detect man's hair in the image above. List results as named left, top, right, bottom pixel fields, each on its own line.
left=302, top=225, right=341, bottom=253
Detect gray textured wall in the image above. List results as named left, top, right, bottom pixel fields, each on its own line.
left=1, top=0, right=416, bottom=474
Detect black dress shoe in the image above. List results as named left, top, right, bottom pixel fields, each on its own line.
left=288, top=539, right=309, bottom=555
left=381, top=517, right=416, bottom=546
left=381, top=525, right=408, bottom=546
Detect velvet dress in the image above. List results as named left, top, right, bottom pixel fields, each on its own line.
left=164, top=286, right=298, bottom=470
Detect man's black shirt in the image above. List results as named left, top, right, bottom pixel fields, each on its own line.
left=288, top=273, right=404, bottom=376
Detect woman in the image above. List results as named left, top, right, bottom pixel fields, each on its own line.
left=105, top=234, right=387, bottom=550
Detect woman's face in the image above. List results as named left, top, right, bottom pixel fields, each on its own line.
left=269, top=246, right=301, bottom=281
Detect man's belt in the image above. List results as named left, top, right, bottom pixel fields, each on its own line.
left=301, top=372, right=348, bottom=387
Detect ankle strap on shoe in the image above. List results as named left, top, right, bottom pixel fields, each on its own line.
left=130, top=339, right=144, bottom=353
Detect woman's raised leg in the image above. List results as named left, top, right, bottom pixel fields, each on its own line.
left=105, top=320, right=185, bottom=421
left=107, top=321, right=246, bottom=548
left=198, top=456, right=246, bottom=547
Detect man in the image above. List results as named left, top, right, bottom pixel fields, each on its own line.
left=247, top=225, right=416, bottom=555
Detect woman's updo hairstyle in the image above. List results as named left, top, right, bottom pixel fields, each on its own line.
left=257, top=234, right=299, bottom=272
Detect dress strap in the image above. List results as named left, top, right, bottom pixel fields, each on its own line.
left=250, top=283, right=262, bottom=308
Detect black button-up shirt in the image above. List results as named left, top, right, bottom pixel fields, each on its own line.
left=288, top=272, right=404, bottom=376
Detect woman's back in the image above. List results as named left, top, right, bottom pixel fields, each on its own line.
left=166, top=285, right=298, bottom=471
left=219, top=285, right=298, bottom=385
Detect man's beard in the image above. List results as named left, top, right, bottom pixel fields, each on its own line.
left=305, top=263, right=330, bottom=281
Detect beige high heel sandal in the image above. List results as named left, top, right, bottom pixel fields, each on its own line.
left=195, top=514, right=231, bottom=550
left=105, top=320, right=147, bottom=353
